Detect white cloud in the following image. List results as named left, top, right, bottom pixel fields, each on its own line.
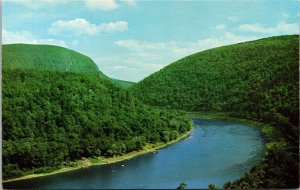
left=48, top=18, right=128, bottom=36
left=84, top=0, right=118, bottom=11
left=140, top=63, right=165, bottom=72
left=169, top=32, right=258, bottom=58
left=10, top=0, right=134, bottom=10
left=276, top=22, right=298, bottom=34
left=282, top=12, right=289, bottom=19
left=115, top=32, right=257, bottom=59
left=114, top=40, right=165, bottom=51
left=122, top=0, right=136, bottom=6
left=228, top=16, right=238, bottom=22
left=113, top=65, right=127, bottom=70
left=71, top=40, right=79, bottom=45
left=2, top=29, right=67, bottom=47
left=238, top=21, right=298, bottom=34
left=222, top=32, right=258, bottom=43
left=102, top=32, right=259, bottom=81
left=130, top=52, right=160, bottom=60
left=37, top=0, right=70, bottom=5
left=215, top=24, right=226, bottom=30
left=238, top=23, right=276, bottom=33
left=10, top=0, right=70, bottom=8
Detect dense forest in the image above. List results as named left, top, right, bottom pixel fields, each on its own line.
left=111, top=78, right=136, bottom=89
left=3, top=44, right=105, bottom=76
left=2, top=44, right=191, bottom=179
left=131, top=35, right=299, bottom=188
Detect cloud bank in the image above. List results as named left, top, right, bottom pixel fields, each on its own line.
left=238, top=21, right=298, bottom=34
left=48, top=18, right=128, bottom=36
left=3, top=29, right=67, bottom=47
left=84, top=0, right=118, bottom=11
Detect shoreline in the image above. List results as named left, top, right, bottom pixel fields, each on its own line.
left=4, top=112, right=270, bottom=184
left=3, top=127, right=193, bottom=183
left=187, top=111, right=268, bottom=127
left=187, top=111, right=273, bottom=138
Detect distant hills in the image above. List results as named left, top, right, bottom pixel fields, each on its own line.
left=131, top=35, right=299, bottom=188
left=2, top=44, right=191, bottom=180
left=112, top=78, right=136, bottom=89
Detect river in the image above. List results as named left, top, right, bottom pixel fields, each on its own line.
left=3, top=118, right=265, bottom=189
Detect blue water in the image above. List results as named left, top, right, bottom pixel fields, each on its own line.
left=3, top=119, right=265, bottom=189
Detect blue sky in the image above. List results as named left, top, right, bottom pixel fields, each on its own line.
left=3, top=0, right=298, bottom=82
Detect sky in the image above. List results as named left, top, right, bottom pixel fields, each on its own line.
left=3, top=0, right=299, bottom=82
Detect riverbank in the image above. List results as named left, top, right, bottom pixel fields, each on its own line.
left=187, top=111, right=261, bottom=125
left=3, top=126, right=194, bottom=183
left=187, top=111, right=276, bottom=139
left=188, top=111, right=274, bottom=130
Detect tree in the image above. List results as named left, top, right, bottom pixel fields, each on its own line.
left=208, top=184, right=216, bottom=190
left=176, top=182, right=187, bottom=190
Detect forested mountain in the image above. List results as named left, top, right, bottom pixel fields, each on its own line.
left=131, top=35, right=299, bottom=188
left=2, top=44, right=191, bottom=179
left=3, top=44, right=106, bottom=76
left=111, top=78, right=136, bottom=89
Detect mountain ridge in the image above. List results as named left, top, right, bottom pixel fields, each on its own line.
left=3, top=44, right=106, bottom=77
left=131, top=34, right=299, bottom=188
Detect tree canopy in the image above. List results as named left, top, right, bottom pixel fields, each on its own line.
left=131, top=35, right=299, bottom=188
left=2, top=44, right=191, bottom=179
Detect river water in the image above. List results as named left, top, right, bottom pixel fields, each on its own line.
left=3, top=119, right=265, bottom=189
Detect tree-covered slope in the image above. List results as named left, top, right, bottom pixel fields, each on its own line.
left=131, top=35, right=299, bottom=188
left=3, top=44, right=106, bottom=76
left=131, top=35, right=298, bottom=134
left=112, top=78, right=136, bottom=89
left=2, top=44, right=191, bottom=180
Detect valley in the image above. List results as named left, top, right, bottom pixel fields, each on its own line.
left=2, top=35, right=299, bottom=189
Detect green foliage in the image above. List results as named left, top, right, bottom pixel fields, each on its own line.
left=208, top=184, right=217, bottom=190
left=2, top=45, right=191, bottom=180
left=111, top=78, right=136, bottom=89
left=176, top=182, right=187, bottom=190
left=3, top=44, right=105, bottom=76
left=131, top=35, right=299, bottom=188
left=131, top=35, right=298, bottom=128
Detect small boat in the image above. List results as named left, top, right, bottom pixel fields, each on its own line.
left=121, top=164, right=125, bottom=167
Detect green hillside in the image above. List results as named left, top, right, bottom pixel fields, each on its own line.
left=3, top=44, right=106, bottom=76
left=2, top=44, right=191, bottom=180
left=131, top=35, right=299, bottom=188
left=112, top=78, right=136, bottom=89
